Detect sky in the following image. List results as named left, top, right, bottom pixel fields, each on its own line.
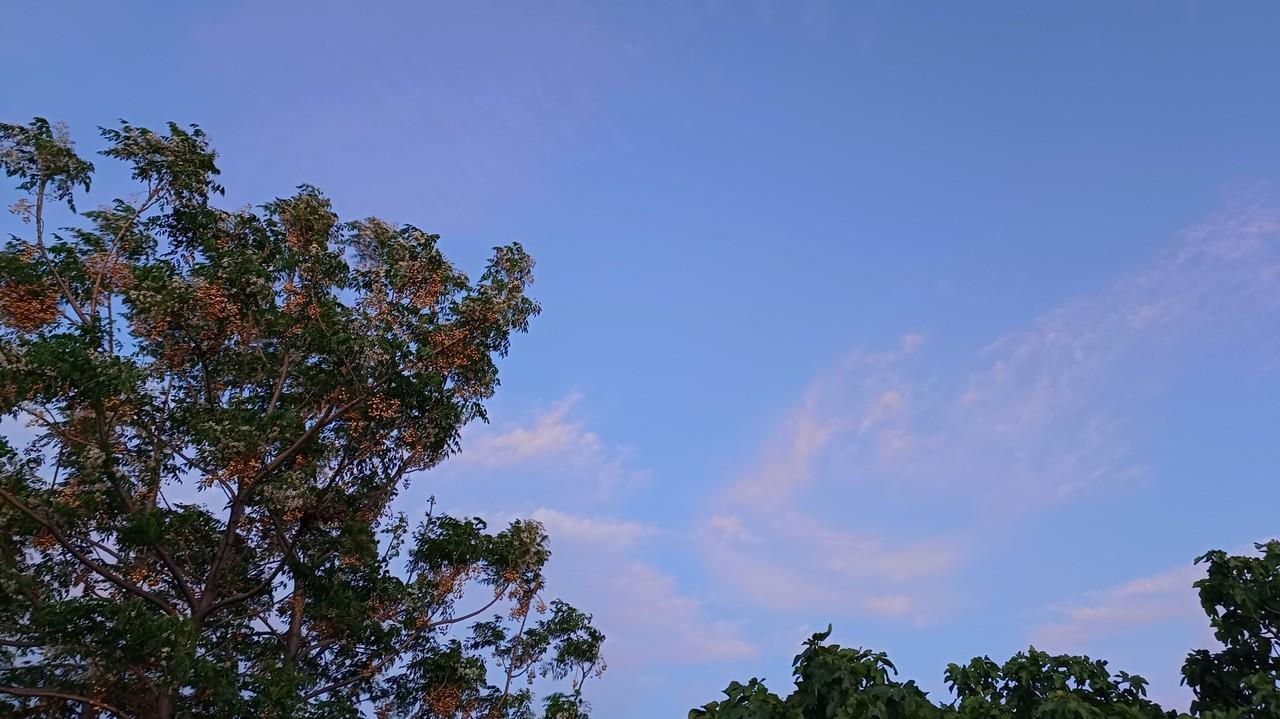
left=5, top=1, right=1280, bottom=715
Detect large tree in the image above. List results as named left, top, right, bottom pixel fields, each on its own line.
left=0, top=118, right=603, bottom=719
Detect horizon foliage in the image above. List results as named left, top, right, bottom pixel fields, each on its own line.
left=693, top=542, right=1280, bottom=719
left=0, top=117, right=603, bottom=719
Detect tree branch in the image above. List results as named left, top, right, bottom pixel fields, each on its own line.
left=253, top=393, right=368, bottom=482
left=266, top=352, right=292, bottom=415
left=89, top=185, right=161, bottom=313
left=495, top=596, right=533, bottom=716
left=0, top=486, right=177, bottom=615
left=195, top=483, right=249, bottom=619
left=89, top=409, right=198, bottom=610
left=298, top=583, right=511, bottom=703
left=284, top=576, right=306, bottom=671
left=203, top=559, right=287, bottom=615
left=32, top=180, right=91, bottom=326
left=0, top=686, right=126, bottom=718
left=426, top=583, right=509, bottom=630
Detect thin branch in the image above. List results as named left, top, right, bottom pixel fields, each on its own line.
left=91, top=408, right=197, bottom=610
left=0, top=638, right=45, bottom=648
left=426, top=584, right=510, bottom=630
left=283, top=576, right=305, bottom=671
left=496, top=596, right=534, bottom=716
left=0, top=686, right=126, bottom=718
left=266, top=352, right=292, bottom=415
left=139, top=423, right=212, bottom=475
left=301, top=638, right=414, bottom=702
left=253, top=393, right=369, bottom=482
left=89, top=185, right=161, bottom=312
left=0, top=486, right=177, bottom=615
left=204, top=559, right=287, bottom=615
left=19, top=407, right=91, bottom=448
left=301, top=638, right=340, bottom=660
left=32, top=180, right=91, bottom=326
left=299, top=583, right=512, bottom=703
left=195, top=483, right=249, bottom=619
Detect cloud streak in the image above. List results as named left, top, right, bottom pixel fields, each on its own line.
left=701, top=200, right=1280, bottom=622
left=1030, top=563, right=1207, bottom=650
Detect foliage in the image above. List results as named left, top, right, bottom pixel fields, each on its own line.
left=689, top=625, right=935, bottom=719
left=690, top=629, right=1169, bottom=719
left=0, top=117, right=603, bottom=719
left=695, top=542, right=1280, bottom=719
left=1182, top=542, right=1280, bottom=719
left=942, top=649, right=1173, bottom=719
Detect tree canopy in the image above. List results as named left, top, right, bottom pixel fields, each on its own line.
left=693, top=541, right=1280, bottom=719
left=0, top=117, right=603, bottom=719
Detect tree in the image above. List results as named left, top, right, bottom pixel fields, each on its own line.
left=942, top=649, right=1173, bottom=718
left=691, top=628, right=1172, bottom=719
left=689, top=626, right=936, bottom=719
left=0, top=117, right=603, bottom=719
left=693, top=543, right=1280, bottom=718
left=1182, top=542, right=1280, bottom=718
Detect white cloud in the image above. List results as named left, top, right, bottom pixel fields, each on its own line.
left=860, top=389, right=906, bottom=433
left=1031, top=536, right=1280, bottom=651
left=1030, top=563, right=1206, bottom=649
left=729, top=332, right=925, bottom=508
left=863, top=595, right=916, bottom=618
left=699, top=502, right=964, bottom=619
left=937, top=202, right=1280, bottom=504
left=450, top=393, right=647, bottom=495
left=530, top=507, right=657, bottom=548
left=604, top=563, right=758, bottom=664
left=461, top=394, right=593, bottom=462
left=706, top=514, right=750, bottom=542
left=505, top=509, right=756, bottom=667
left=464, top=508, right=751, bottom=668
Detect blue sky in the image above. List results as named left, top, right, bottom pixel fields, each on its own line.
left=6, top=1, right=1280, bottom=715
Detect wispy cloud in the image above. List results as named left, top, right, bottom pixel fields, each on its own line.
left=604, top=562, right=758, bottom=664
left=414, top=392, right=755, bottom=664
left=1030, top=535, right=1279, bottom=651
left=450, top=393, right=647, bottom=495
left=506, top=508, right=756, bottom=666
left=1029, top=563, right=1207, bottom=650
left=530, top=507, right=657, bottom=548
left=729, top=333, right=927, bottom=508
left=699, top=502, right=964, bottom=621
left=938, top=200, right=1280, bottom=505
left=468, top=506, right=752, bottom=667
left=701, top=200, right=1280, bottom=622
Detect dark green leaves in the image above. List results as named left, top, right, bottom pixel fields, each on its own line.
left=693, top=630, right=935, bottom=719
left=1182, top=541, right=1280, bottom=718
